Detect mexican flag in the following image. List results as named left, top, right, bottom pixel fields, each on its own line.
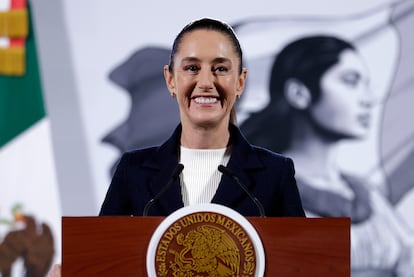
left=0, top=0, right=61, bottom=275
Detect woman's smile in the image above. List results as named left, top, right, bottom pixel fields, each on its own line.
left=192, top=96, right=219, bottom=104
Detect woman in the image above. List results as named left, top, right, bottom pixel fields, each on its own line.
left=49, top=17, right=305, bottom=277
left=98, top=18, right=305, bottom=217
left=241, top=36, right=414, bottom=276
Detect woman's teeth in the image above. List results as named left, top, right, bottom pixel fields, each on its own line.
left=194, top=97, right=218, bottom=104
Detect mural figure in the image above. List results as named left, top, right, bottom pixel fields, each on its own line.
left=241, top=35, right=414, bottom=276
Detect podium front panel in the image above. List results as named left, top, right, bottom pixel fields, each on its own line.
left=62, top=216, right=349, bottom=276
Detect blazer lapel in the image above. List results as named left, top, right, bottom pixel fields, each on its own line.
left=149, top=164, right=184, bottom=215
left=143, top=124, right=264, bottom=215
left=143, top=125, right=184, bottom=215
left=212, top=164, right=253, bottom=207
left=212, top=125, right=263, bottom=208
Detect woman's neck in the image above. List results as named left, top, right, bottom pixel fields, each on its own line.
left=285, top=121, right=343, bottom=183
left=180, top=121, right=230, bottom=149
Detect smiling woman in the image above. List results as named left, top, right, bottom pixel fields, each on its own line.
left=164, top=19, right=245, bottom=142
left=49, top=16, right=306, bottom=277
left=163, top=28, right=246, bottom=148
left=98, top=17, right=305, bottom=218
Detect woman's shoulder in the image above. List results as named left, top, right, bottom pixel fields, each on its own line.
left=118, top=145, right=161, bottom=165
left=245, top=144, right=294, bottom=173
left=125, top=145, right=159, bottom=155
left=250, top=144, right=292, bottom=163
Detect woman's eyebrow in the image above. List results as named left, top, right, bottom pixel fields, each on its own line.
left=181, top=56, right=201, bottom=63
left=180, top=56, right=232, bottom=64
left=212, top=57, right=232, bottom=64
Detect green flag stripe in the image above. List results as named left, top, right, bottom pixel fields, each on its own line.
left=0, top=4, right=45, bottom=148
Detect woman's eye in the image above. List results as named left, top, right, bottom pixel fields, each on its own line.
left=185, top=65, right=199, bottom=72
left=214, top=66, right=228, bottom=73
left=341, top=72, right=360, bottom=87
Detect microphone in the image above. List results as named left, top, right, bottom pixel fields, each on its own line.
left=218, top=165, right=266, bottom=217
left=143, top=164, right=184, bottom=216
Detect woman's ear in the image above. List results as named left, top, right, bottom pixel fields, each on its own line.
left=163, top=65, right=175, bottom=96
left=284, top=78, right=311, bottom=110
left=236, top=68, right=248, bottom=97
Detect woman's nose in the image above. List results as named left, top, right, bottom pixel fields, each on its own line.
left=360, top=84, right=374, bottom=108
left=197, top=69, right=214, bottom=90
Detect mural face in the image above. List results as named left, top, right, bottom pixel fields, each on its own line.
left=310, top=49, right=372, bottom=139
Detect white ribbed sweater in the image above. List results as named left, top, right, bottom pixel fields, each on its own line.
left=179, top=146, right=230, bottom=206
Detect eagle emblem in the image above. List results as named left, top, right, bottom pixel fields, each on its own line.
left=169, top=225, right=240, bottom=276
left=149, top=207, right=262, bottom=277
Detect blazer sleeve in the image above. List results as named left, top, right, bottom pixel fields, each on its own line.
left=280, top=157, right=306, bottom=217
left=99, top=153, right=133, bottom=215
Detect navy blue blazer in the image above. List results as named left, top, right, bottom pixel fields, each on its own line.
left=99, top=124, right=305, bottom=217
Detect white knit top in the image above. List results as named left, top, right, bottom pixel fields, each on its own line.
left=179, top=146, right=230, bottom=206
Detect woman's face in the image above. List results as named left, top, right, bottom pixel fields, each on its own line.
left=309, top=49, right=372, bottom=139
left=164, top=29, right=246, bottom=129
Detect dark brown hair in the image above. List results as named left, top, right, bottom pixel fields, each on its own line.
left=168, top=17, right=244, bottom=75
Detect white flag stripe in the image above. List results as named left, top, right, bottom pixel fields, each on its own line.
left=0, top=118, right=62, bottom=268
left=0, top=0, right=10, bottom=10
left=0, top=0, right=10, bottom=47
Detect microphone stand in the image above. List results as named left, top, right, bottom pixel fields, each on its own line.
left=218, top=165, right=266, bottom=217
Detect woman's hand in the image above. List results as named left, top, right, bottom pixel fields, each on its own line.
left=48, top=264, right=61, bottom=277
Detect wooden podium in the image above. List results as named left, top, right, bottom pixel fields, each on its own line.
left=62, top=216, right=350, bottom=276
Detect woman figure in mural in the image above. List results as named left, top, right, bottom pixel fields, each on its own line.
left=241, top=35, right=414, bottom=276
